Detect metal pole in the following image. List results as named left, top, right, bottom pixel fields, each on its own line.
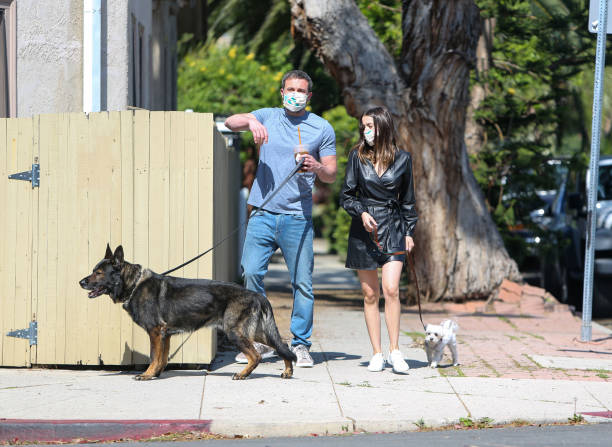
left=582, top=0, right=609, bottom=341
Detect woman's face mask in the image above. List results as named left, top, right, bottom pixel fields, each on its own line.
left=283, top=91, right=308, bottom=112
left=364, top=127, right=375, bottom=146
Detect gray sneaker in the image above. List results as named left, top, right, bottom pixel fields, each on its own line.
left=235, top=342, right=276, bottom=364
left=291, top=344, right=314, bottom=367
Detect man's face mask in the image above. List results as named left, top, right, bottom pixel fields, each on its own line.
left=283, top=91, right=308, bottom=112
left=364, top=128, right=375, bottom=146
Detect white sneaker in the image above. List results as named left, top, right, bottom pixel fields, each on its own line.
left=291, top=344, right=314, bottom=367
left=388, top=349, right=409, bottom=373
left=234, top=342, right=276, bottom=364
left=367, top=352, right=385, bottom=372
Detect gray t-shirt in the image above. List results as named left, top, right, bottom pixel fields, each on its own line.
left=248, top=108, right=336, bottom=216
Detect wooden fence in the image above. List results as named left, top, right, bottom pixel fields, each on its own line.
left=0, top=111, right=240, bottom=367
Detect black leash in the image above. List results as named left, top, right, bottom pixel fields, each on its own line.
left=161, top=159, right=304, bottom=276
left=406, top=250, right=425, bottom=331
left=371, top=228, right=425, bottom=330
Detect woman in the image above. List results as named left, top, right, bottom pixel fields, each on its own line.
left=340, top=106, right=418, bottom=373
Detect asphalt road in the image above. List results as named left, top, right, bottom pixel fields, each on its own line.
left=102, top=423, right=612, bottom=447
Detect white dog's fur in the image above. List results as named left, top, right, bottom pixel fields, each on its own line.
left=424, top=319, right=459, bottom=368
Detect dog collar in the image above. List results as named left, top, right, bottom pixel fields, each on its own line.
left=122, top=268, right=147, bottom=308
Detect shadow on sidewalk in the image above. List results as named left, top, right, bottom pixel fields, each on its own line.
left=99, top=369, right=208, bottom=379
left=209, top=349, right=362, bottom=371
left=319, top=351, right=361, bottom=363
left=207, top=371, right=293, bottom=379
left=356, top=359, right=430, bottom=369
left=453, top=312, right=544, bottom=319
left=401, top=308, right=447, bottom=316
left=593, top=335, right=612, bottom=343
left=559, top=348, right=612, bottom=356
left=402, top=308, right=545, bottom=319
left=407, top=359, right=432, bottom=369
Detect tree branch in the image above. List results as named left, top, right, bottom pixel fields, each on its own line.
left=371, top=1, right=401, bottom=13
left=289, top=0, right=405, bottom=117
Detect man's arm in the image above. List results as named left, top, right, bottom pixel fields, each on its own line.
left=301, top=154, right=337, bottom=183
left=224, top=113, right=268, bottom=145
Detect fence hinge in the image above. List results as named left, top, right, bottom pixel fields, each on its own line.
left=6, top=321, right=38, bottom=346
left=8, top=162, right=40, bottom=188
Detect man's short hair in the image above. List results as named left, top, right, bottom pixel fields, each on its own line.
left=281, top=70, right=313, bottom=92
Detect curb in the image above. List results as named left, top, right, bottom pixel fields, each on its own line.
left=0, top=419, right=212, bottom=443
left=582, top=411, right=612, bottom=419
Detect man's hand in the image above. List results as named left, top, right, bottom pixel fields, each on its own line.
left=302, top=154, right=336, bottom=183
left=299, top=154, right=321, bottom=173
left=361, top=212, right=377, bottom=233
left=224, top=113, right=268, bottom=145
left=248, top=118, right=268, bottom=145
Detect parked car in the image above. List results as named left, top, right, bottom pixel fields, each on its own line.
left=505, top=158, right=569, bottom=280
left=539, top=156, right=612, bottom=316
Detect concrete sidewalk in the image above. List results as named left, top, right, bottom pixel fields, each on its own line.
left=2, top=239, right=612, bottom=442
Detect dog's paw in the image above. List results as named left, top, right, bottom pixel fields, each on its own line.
left=429, top=362, right=438, bottom=368
left=232, top=373, right=248, bottom=380
left=281, top=371, right=293, bottom=379
left=133, top=374, right=157, bottom=381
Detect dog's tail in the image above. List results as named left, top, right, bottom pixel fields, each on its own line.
left=442, top=319, right=459, bottom=332
left=261, top=302, right=297, bottom=362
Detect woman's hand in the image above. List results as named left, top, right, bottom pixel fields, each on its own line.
left=405, top=236, right=415, bottom=253
left=361, top=212, right=377, bottom=233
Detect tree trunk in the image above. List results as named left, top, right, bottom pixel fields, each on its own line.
left=290, top=0, right=520, bottom=300
left=465, top=17, right=494, bottom=156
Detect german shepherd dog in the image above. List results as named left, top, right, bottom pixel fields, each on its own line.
left=79, top=244, right=296, bottom=381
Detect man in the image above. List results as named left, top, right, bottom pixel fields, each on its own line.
left=224, top=70, right=337, bottom=367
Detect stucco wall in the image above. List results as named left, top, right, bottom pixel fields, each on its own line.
left=17, top=0, right=83, bottom=117
left=15, top=0, right=168, bottom=116
left=105, top=0, right=130, bottom=111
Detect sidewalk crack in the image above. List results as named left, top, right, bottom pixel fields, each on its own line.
left=0, top=383, right=68, bottom=390
left=345, top=416, right=357, bottom=432
left=198, top=371, right=207, bottom=419
left=584, top=384, right=610, bottom=411
left=444, top=377, right=472, bottom=418
left=318, top=341, right=355, bottom=430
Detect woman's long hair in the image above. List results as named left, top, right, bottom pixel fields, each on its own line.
left=352, top=106, right=398, bottom=172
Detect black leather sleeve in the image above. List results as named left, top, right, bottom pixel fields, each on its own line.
left=400, top=153, right=418, bottom=236
left=340, top=150, right=366, bottom=218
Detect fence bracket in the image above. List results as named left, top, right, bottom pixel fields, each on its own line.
left=6, top=322, right=37, bottom=346
left=8, top=163, right=40, bottom=188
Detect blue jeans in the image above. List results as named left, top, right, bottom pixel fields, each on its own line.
left=241, top=210, right=314, bottom=348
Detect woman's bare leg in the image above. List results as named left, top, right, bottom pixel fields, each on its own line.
left=381, top=260, right=404, bottom=351
left=357, top=269, right=382, bottom=354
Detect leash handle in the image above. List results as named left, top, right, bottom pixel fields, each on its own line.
left=161, top=159, right=304, bottom=276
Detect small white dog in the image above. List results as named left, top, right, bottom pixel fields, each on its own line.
left=424, top=319, right=459, bottom=368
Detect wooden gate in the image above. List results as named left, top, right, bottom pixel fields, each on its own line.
left=0, top=111, right=239, bottom=367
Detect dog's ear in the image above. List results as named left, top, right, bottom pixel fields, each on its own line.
left=113, top=245, right=124, bottom=265
left=105, top=244, right=113, bottom=260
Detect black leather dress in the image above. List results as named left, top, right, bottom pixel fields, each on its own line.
left=340, top=148, right=418, bottom=270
